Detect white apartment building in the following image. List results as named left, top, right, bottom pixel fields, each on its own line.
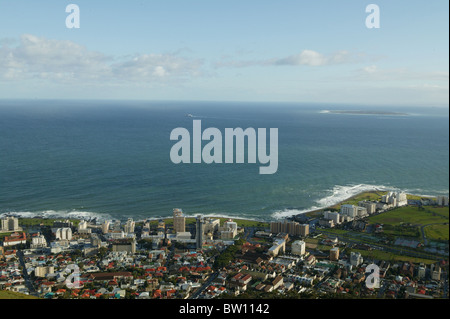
left=173, top=209, right=186, bottom=234
left=291, top=240, right=306, bottom=256
left=1, top=217, right=20, bottom=232
left=382, top=192, right=408, bottom=207
left=437, top=195, right=449, bottom=206
left=350, top=252, right=363, bottom=267
left=341, top=205, right=357, bottom=218
left=102, top=220, right=110, bottom=234
left=124, top=218, right=135, bottom=234
left=55, top=228, right=72, bottom=241
left=323, top=211, right=341, bottom=225
left=31, top=233, right=48, bottom=249
left=358, top=201, right=377, bottom=214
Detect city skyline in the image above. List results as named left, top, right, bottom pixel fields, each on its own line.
left=0, top=0, right=448, bottom=106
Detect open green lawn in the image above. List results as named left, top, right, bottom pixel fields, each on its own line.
left=0, top=290, right=39, bottom=299
left=424, top=224, right=449, bottom=241
left=19, top=218, right=80, bottom=227
left=368, top=206, right=449, bottom=226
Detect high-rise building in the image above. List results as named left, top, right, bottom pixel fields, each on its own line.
left=1, top=217, right=20, bottom=232
left=356, top=206, right=368, bottom=217
left=437, top=195, right=449, bottom=206
left=417, top=266, right=426, bottom=279
left=124, top=218, right=135, bottom=234
left=350, top=252, right=363, bottom=267
left=55, top=228, right=72, bottom=241
left=300, top=224, right=309, bottom=237
left=78, top=220, right=88, bottom=231
left=324, top=211, right=341, bottom=225
left=270, top=220, right=310, bottom=237
left=341, top=205, right=358, bottom=218
left=204, top=218, right=221, bottom=235
left=173, top=209, right=186, bottom=233
left=196, top=215, right=204, bottom=249
left=330, top=247, right=340, bottom=261
left=358, top=201, right=377, bottom=214
left=382, top=192, right=408, bottom=207
left=101, top=220, right=110, bottom=234
left=291, top=240, right=306, bottom=256
left=31, top=233, right=48, bottom=249
left=219, top=219, right=238, bottom=240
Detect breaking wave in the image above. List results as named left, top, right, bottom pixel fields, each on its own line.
left=0, top=210, right=112, bottom=222
left=271, top=183, right=395, bottom=220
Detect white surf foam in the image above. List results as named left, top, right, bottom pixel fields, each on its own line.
left=271, top=183, right=394, bottom=220
left=0, top=210, right=112, bottom=221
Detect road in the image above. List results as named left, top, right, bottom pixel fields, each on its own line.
left=189, top=272, right=219, bottom=299
left=17, top=250, right=39, bottom=297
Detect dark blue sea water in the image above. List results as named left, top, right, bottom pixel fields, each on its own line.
left=0, top=100, right=448, bottom=221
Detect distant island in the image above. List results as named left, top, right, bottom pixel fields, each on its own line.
left=322, top=110, right=409, bottom=116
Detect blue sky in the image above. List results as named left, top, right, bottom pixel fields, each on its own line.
left=0, top=0, right=448, bottom=106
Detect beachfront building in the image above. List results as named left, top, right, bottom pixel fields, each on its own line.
left=358, top=201, right=377, bottom=214
left=270, top=220, right=310, bottom=237
left=437, top=195, right=449, bottom=206
left=173, top=209, right=186, bottom=234
left=356, top=206, right=368, bottom=218
left=341, top=205, right=358, bottom=218
left=219, top=219, right=238, bottom=240
left=203, top=218, right=221, bottom=236
left=124, top=218, right=135, bottom=234
left=55, top=228, right=72, bottom=241
left=196, top=215, right=204, bottom=249
left=323, top=211, right=341, bottom=225
left=102, top=220, right=110, bottom=234
left=1, top=217, right=20, bottom=232
left=381, top=192, right=408, bottom=207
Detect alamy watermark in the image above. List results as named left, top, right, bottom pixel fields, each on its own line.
left=170, top=120, right=278, bottom=175
left=365, top=263, right=381, bottom=289
left=66, top=4, right=80, bottom=29
left=366, top=4, right=381, bottom=29
left=64, top=264, right=81, bottom=289
left=64, top=4, right=380, bottom=30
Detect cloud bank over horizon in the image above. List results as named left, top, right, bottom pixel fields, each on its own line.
left=0, top=34, right=448, bottom=106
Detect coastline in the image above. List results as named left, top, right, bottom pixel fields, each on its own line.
left=10, top=191, right=438, bottom=227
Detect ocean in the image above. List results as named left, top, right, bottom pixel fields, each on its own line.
left=0, top=100, right=448, bottom=222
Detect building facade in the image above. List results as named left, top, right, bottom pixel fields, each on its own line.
left=173, top=209, right=186, bottom=234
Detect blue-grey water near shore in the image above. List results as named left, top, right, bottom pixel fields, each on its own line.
left=0, top=100, right=448, bottom=222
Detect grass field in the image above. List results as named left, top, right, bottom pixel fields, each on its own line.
left=19, top=218, right=80, bottom=227
left=368, top=206, right=449, bottom=241
left=368, top=206, right=449, bottom=227
left=424, top=224, right=450, bottom=241
left=0, top=290, right=39, bottom=299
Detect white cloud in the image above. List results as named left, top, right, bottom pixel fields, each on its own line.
left=215, top=49, right=361, bottom=68
left=0, top=34, right=204, bottom=84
